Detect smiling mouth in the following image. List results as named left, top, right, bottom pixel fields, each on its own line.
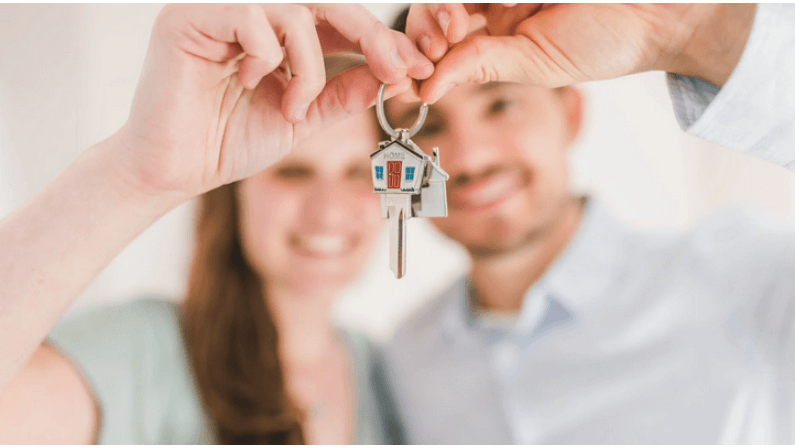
left=449, top=169, right=528, bottom=212
left=290, top=234, right=354, bottom=258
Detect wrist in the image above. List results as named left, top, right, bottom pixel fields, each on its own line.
left=90, top=132, right=191, bottom=216
left=661, top=4, right=756, bottom=87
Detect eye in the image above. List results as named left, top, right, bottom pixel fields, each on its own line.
left=488, top=98, right=514, bottom=116
left=274, top=165, right=311, bottom=180
left=347, top=165, right=371, bottom=182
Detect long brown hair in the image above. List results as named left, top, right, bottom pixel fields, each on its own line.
left=181, top=54, right=372, bottom=444
left=182, top=183, right=305, bottom=444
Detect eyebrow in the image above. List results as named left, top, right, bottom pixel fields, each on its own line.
left=475, top=82, right=503, bottom=93
left=474, top=82, right=519, bottom=96
left=393, top=104, right=425, bottom=129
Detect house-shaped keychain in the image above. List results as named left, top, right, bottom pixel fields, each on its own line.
left=370, top=84, right=449, bottom=278
left=370, top=136, right=448, bottom=219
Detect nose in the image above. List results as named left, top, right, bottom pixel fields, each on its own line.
left=442, top=115, right=505, bottom=181
left=300, top=178, right=353, bottom=231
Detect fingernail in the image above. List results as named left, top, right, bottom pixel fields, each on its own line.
left=294, top=103, right=309, bottom=121
left=433, top=83, right=456, bottom=103
left=418, top=35, right=432, bottom=55
left=420, top=61, right=435, bottom=77
left=437, top=11, right=451, bottom=38
left=390, top=49, right=406, bottom=69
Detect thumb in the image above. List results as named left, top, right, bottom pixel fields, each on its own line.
left=296, top=66, right=412, bottom=141
left=418, top=34, right=576, bottom=104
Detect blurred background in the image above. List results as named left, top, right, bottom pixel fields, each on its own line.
left=2, top=4, right=794, bottom=342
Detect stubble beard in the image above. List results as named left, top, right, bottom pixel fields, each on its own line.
left=464, top=195, right=581, bottom=260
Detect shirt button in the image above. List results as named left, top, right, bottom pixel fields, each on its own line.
left=493, top=340, right=520, bottom=377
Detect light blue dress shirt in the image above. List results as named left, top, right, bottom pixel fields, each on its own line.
left=385, top=4, right=795, bottom=444
left=387, top=199, right=795, bottom=444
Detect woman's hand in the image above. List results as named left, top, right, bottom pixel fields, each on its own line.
left=405, top=3, right=755, bottom=104
left=114, top=4, right=433, bottom=200
left=0, top=2, right=434, bottom=413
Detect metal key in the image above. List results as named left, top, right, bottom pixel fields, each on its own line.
left=371, top=84, right=449, bottom=278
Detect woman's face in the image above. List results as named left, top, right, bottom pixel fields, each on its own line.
left=238, top=112, right=383, bottom=296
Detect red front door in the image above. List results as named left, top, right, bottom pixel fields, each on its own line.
left=387, top=161, right=402, bottom=189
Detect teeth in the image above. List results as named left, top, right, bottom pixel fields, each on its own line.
left=463, top=175, right=518, bottom=207
left=294, top=235, right=348, bottom=255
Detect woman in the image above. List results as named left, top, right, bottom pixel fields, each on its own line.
left=0, top=4, right=432, bottom=444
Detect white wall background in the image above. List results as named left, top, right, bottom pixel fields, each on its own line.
left=2, top=4, right=794, bottom=342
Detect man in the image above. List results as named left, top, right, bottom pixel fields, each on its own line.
left=384, top=4, right=795, bottom=443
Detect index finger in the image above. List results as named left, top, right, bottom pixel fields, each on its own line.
left=405, top=3, right=470, bottom=62
left=307, top=4, right=434, bottom=83
left=418, top=34, right=570, bottom=104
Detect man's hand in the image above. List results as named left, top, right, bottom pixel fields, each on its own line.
left=406, top=4, right=756, bottom=104
left=114, top=4, right=433, bottom=200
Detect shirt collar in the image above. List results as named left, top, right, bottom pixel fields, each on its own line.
left=542, top=197, right=634, bottom=315
left=439, top=278, right=471, bottom=341
left=440, top=198, right=632, bottom=340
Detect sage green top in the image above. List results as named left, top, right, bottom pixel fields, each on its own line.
left=47, top=299, right=403, bottom=444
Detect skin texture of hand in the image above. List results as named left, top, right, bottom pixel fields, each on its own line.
left=406, top=3, right=756, bottom=104
left=115, top=4, right=433, bottom=200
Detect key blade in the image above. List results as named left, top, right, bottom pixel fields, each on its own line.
left=389, top=206, right=407, bottom=278
left=385, top=194, right=412, bottom=278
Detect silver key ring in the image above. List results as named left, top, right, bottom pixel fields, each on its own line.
left=376, top=83, right=428, bottom=140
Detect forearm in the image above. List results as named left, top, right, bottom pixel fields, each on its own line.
left=0, top=135, right=186, bottom=393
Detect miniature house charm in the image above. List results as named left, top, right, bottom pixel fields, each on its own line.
left=371, top=84, right=449, bottom=278
left=370, top=135, right=449, bottom=218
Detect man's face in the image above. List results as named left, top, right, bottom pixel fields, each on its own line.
left=387, top=82, right=582, bottom=257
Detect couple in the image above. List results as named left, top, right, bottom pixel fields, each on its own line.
left=2, top=3, right=795, bottom=444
